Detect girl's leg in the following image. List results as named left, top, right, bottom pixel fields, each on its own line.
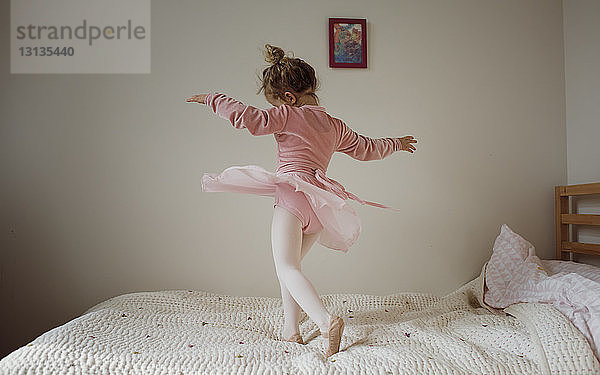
left=279, top=230, right=321, bottom=339
left=272, top=206, right=331, bottom=335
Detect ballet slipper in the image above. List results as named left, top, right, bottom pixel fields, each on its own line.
left=320, top=315, right=344, bottom=357
left=282, top=332, right=304, bottom=345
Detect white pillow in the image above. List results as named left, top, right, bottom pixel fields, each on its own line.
left=484, top=224, right=548, bottom=308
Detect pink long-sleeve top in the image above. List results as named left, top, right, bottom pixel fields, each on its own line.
left=205, top=93, right=403, bottom=182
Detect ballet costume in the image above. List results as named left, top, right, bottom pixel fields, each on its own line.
left=201, top=92, right=403, bottom=253
left=200, top=92, right=404, bottom=356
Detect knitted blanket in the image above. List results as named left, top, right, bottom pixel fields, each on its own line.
left=1, top=264, right=598, bottom=374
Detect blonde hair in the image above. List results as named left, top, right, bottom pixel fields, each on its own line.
left=256, top=44, right=320, bottom=105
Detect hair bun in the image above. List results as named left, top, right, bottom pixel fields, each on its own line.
left=263, top=44, right=286, bottom=65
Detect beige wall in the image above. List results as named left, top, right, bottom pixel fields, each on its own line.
left=0, top=0, right=567, bottom=357
left=563, top=0, right=600, bottom=266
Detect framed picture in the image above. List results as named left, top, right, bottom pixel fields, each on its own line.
left=328, top=18, right=367, bottom=68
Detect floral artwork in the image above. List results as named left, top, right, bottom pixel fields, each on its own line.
left=329, top=18, right=367, bottom=68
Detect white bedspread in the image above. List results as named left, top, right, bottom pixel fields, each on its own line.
left=1, top=260, right=599, bottom=374
left=484, top=224, right=600, bottom=361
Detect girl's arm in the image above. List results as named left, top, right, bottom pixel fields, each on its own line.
left=335, top=119, right=416, bottom=161
left=189, top=92, right=289, bottom=136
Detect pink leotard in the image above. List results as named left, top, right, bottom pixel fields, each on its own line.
left=202, top=92, right=404, bottom=251
left=205, top=92, right=401, bottom=181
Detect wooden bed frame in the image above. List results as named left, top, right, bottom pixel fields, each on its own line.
left=555, top=182, right=600, bottom=260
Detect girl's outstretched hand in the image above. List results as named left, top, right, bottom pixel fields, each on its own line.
left=186, top=94, right=208, bottom=104
left=399, top=135, right=417, bottom=153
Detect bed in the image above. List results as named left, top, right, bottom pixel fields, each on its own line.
left=1, top=183, right=599, bottom=374
left=555, top=181, right=600, bottom=260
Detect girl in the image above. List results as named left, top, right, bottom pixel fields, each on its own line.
left=186, top=44, right=417, bottom=357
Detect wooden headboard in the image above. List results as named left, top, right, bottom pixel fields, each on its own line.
left=555, top=182, right=600, bottom=260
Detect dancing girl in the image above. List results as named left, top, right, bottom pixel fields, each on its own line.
left=186, top=44, right=417, bottom=357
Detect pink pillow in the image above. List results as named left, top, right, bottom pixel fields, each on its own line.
left=484, top=224, right=547, bottom=308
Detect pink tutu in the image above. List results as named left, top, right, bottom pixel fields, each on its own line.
left=201, top=165, right=399, bottom=252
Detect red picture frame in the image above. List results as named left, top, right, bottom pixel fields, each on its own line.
left=328, top=18, right=367, bottom=68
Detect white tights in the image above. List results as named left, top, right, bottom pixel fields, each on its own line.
left=271, top=206, right=331, bottom=338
